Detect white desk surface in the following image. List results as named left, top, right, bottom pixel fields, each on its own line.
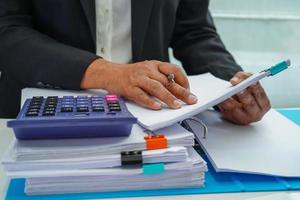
left=1, top=118, right=299, bottom=200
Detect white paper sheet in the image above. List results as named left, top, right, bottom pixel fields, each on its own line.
left=187, top=109, right=300, bottom=177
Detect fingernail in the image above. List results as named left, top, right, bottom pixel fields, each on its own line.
left=188, top=94, right=198, bottom=103
left=153, top=102, right=162, bottom=109
left=173, top=100, right=182, bottom=109
left=231, top=77, right=239, bottom=83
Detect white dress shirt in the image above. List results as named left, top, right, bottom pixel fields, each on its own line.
left=95, top=0, right=132, bottom=64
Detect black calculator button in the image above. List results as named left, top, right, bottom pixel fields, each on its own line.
left=106, top=101, right=119, bottom=104
left=46, top=98, right=58, bottom=101
left=108, top=103, right=120, bottom=107
left=31, top=100, right=43, bottom=104
left=44, top=107, right=56, bottom=112
left=77, top=107, right=89, bottom=112
left=61, top=107, right=73, bottom=112
left=27, top=108, right=40, bottom=113
left=46, top=97, right=58, bottom=103
left=28, top=105, right=41, bottom=109
left=32, top=97, right=44, bottom=102
left=45, top=100, right=57, bottom=104
left=30, top=102, right=42, bottom=106
left=26, top=111, right=39, bottom=117
left=43, top=111, right=55, bottom=116
left=92, top=106, right=105, bottom=112
left=45, top=104, right=57, bottom=108
left=45, top=101, right=57, bottom=105
left=109, top=107, right=121, bottom=112
left=33, top=96, right=44, bottom=99
left=47, top=96, right=58, bottom=100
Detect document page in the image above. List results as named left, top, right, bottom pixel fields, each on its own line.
left=188, top=109, right=300, bottom=177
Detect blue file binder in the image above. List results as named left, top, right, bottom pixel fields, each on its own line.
left=5, top=109, right=300, bottom=200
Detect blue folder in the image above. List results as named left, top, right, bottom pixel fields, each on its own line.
left=5, top=109, right=300, bottom=200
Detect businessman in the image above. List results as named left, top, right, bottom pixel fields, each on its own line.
left=0, top=0, right=270, bottom=125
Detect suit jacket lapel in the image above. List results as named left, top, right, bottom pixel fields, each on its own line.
left=80, top=0, right=96, bottom=44
left=131, top=0, right=154, bottom=61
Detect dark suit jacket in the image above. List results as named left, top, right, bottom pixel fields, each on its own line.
left=0, top=0, right=242, bottom=118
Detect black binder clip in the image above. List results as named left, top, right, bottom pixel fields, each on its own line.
left=121, top=150, right=143, bottom=167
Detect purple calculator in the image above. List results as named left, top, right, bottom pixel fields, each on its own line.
left=7, top=95, right=137, bottom=140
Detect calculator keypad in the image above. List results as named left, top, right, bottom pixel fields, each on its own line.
left=24, top=95, right=124, bottom=118
left=26, top=96, right=44, bottom=117
left=11, top=94, right=137, bottom=140
left=42, top=96, right=58, bottom=116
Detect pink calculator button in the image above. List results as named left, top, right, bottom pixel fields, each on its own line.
left=105, top=95, right=118, bottom=101
left=106, top=98, right=118, bottom=101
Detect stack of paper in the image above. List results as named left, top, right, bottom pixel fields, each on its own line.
left=3, top=123, right=207, bottom=195
left=3, top=124, right=194, bottom=161
left=24, top=148, right=206, bottom=195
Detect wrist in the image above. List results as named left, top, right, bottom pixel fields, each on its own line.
left=80, top=58, right=112, bottom=89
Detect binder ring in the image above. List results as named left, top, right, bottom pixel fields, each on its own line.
left=183, top=117, right=208, bottom=139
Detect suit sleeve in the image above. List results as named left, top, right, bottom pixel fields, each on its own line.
left=170, top=0, right=242, bottom=81
left=0, top=0, right=99, bottom=90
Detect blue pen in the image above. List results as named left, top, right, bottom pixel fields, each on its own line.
left=262, top=59, right=291, bottom=76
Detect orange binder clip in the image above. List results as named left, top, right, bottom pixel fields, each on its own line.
left=144, top=134, right=168, bottom=150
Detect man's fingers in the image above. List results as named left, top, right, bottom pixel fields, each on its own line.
left=158, top=62, right=190, bottom=89
left=230, top=71, right=252, bottom=85
left=218, top=98, right=253, bottom=125
left=129, top=87, right=162, bottom=110
left=146, top=70, right=197, bottom=105
left=235, top=89, right=262, bottom=121
left=139, top=77, right=181, bottom=109
left=167, top=82, right=198, bottom=104
left=147, top=69, right=169, bottom=88
left=218, top=97, right=243, bottom=111
left=250, top=83, right=271, bottom=113
left=218, top=71, right=271, bottom=125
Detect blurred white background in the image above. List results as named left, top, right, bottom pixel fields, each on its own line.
left=171, top=0, right=300, bottom=108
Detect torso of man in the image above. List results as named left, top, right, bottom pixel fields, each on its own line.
left=95, top=0, right=132, bottom=64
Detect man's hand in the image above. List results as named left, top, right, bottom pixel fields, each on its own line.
left=81, top=59, right=197, bottom=110
left=217, top=72, right=271, bottom=125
